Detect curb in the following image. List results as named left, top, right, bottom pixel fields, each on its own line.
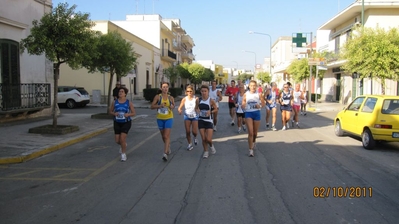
left=0, top=115, right=145, bottom=165
left=0, top=127, right=110, bottom=165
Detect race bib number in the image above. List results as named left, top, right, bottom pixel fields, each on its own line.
left=186, top=113, right=197, bottom=118
left=115, top=112, right=126, bottom=121
left=200, top=110, right=208, bottom=117
left=158, top=107, right=169, bottom=115
left=248, top=102, right=258, bottom=109
left=283, top=100, right=290, bottom=105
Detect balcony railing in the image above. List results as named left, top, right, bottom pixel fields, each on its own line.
left=162, top=49, right=177, bottom=61
left=0, top=83, right=51, bottom=112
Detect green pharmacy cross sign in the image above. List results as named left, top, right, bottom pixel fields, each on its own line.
left=292, top=33, right=307, bottom=47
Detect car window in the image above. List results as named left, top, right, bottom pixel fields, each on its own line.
left=347, top=97, right=365, bottom=111
left=76, top=88, right=89, bottom=95
left=382, top=99, right=399, bottom=115
left=361, top=97, right=377, bottom=113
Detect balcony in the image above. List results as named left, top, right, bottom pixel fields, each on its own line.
left=0, top=83, right=51, bottom=113
left=161, top=49, right=177, bottom=62
left=182, top=35, right=194, bottom=48
left=172, top=40, right=184, bottom=51
left=182, top=52, right=195, bottom=60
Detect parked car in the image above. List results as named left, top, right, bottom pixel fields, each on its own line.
left=334, top=95, right=399, bottom=149
left=57, top=86, right=90, bottom=109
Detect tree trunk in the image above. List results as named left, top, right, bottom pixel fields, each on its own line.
left=52, top=63, right=60, bottom=127
left=381, top=81, right=385, bottom=95
left=107, top=72, right=114, bottom=114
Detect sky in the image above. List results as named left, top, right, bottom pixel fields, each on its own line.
left=53, top=0, right=356, bottom=71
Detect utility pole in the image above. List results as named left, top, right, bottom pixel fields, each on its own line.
left=308, top=32, right=313, bottom=107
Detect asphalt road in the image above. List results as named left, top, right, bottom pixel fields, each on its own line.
left=1, top=100, right=398, bottom=224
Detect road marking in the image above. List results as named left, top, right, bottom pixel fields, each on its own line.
left=83, top=131, right=159, bottom=182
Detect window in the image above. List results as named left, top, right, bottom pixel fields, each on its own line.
left=382, top=99, right=399, bottom=115
left=361, top=97, right=377, bottom=113
left=348, top=97, right=365, bottom=111
left=1, top=39, right=20, bottom=85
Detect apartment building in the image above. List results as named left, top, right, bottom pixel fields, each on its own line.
left=113, top=14, right=195, bottom=88
left=58, top=21, right=156, bottom=101
left=271, top=36, right=302, bottom=87
left=0, top=0, right=53, bottom=121
left=317, top=0, right=399, bottom=104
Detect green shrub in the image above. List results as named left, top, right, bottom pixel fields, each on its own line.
left=311, top=93, right=321, bottom=102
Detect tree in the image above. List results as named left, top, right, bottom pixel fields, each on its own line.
left=188, top=63, right=205, bottom=89
left=341, top=27, right=399, bottom=94
left=203, top=68, right=215, bottom=82
left=165, top=66, right=179, bottom=87
left=85, top=31, right=137, bottom=113
left=177, top=62, right=192, bottom=80
left=287, top=55, right=326, bottom=83
left=236, top=73, right=253, bottom=82
left=256, top=72, right=271, bottom=84
left=20, top=3, right=99, bottom=127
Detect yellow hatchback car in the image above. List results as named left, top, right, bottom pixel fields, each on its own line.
left=334, top=95, right=399, bottom=149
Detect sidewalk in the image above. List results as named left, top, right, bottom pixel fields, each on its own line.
left=0, top=99, right=153, bottom=164
left=0, top=99, right=344, bottom=164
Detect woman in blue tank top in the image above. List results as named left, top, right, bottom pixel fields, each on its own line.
left=279, top=83, right=293, bottom=131
left=109, top=87, right=136, bottom=162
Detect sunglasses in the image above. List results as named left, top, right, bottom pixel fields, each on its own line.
left=186, top=90, right=192, bottom=92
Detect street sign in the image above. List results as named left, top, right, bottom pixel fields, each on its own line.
left=317, top=65, right=328, bottom=70
left=308, top=58, right=326, bottom=66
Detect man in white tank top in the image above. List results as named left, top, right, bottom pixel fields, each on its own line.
left=209, top=80, right=222, bottom=131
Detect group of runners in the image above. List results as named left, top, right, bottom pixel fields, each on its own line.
left=109, top=80, right=308, bottom=161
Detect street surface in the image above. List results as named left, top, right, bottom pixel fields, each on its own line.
left=1, top=98, right=398, bottom=224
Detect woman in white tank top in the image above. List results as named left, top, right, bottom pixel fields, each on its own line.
left=178, top=85, right=199, bottom=151
left=242, top=80, right=265, bottom=157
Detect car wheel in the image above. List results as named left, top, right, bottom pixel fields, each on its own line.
left=334, top=120, right=344, bottom=136
left=362, top=128, right=375, bottom=150
left=66, top=99, right=76, bottom=109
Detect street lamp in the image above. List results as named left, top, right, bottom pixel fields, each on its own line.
left=242, top=50, right=257, bottom=74
left=249, top=31, right=272, bottom=76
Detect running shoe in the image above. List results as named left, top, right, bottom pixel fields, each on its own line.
left=162, top=153, right=168, bottom=161
left=282, top=126, right=286, bottom=131
left=300, top=112, right=303, bottom=115
left=210, top=145, right=216, bottom=154
left=187, top=144, right=193, bottom=151
left=266, top=123, right=269, bottom=128
left=194, top=138, right=198, bottom=145
left=238, top=127, right=242, bottom=134
left=296, top=122, right=300, bottom=128
left=272, top=126, right=277, bottom=131
left=203, top=151, right=209, bottom=159
left=286, top=122, right=289, bottom=129
left=231, top=120, right=235, bottom=126
left=243, top=125, right=247, bottom=131
left=304, top=112, right=307, bottom=116
left=249, top=149, right=254, bottom=157
left=121, top=153, right=127, bottom=162
left=213, top=125, right=217, bottom=131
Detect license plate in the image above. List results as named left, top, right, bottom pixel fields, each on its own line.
left=392, top=132, right=399, bottom=138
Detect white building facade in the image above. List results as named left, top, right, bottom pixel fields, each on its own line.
left=0, top=0, right=53, bottom=120
left=317, top=0, right=399, bottom=104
